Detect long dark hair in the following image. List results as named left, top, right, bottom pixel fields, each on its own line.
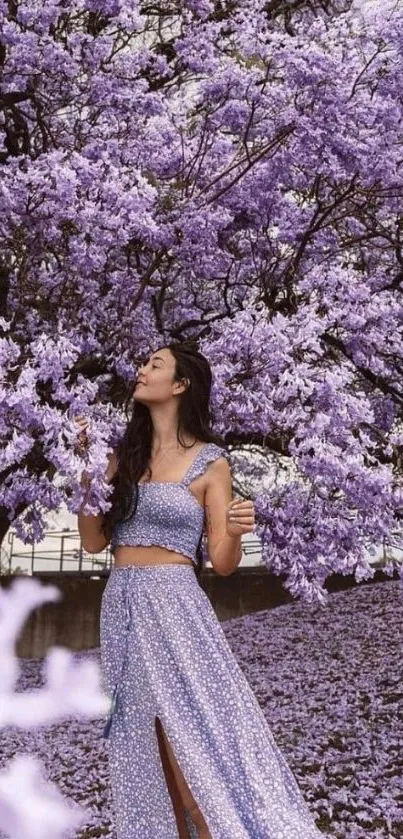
left=102, top=340, right=227, bottom=582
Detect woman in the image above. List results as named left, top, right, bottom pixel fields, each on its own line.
left=76, top=341, right=324, bottom=839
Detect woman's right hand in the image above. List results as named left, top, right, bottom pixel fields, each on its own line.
left=73, top=416, right=91, bottom=454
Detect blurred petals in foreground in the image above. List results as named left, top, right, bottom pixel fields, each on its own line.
left=0, top=578, right=110, bottom=727
left=0, top=578, right=60, bottom=693
left=0, top=755, right=85, bottom=839
left=0, top=647, right=110, bottom=727
left=0, top=578, right=111, bottom=837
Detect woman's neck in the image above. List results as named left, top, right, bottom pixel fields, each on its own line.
left=151, top=437, right=198, bottom=456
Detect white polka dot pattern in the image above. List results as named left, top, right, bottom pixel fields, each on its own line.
left=100, top=564, right=325, bottom=838
left=109, top=443, right=229, bottom=563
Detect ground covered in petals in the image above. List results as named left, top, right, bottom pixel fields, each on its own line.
left=1, top=579, right=402, bottom=839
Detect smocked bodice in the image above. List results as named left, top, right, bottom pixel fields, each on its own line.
left=110, top=443, right=229, bottom=564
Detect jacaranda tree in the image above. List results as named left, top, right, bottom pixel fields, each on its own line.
left=1, top=0, right=403, bottom=602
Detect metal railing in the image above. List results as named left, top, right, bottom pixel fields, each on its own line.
left=3, top=530, right=263, bottom=576
left=4, top=530, right=113, bottom=576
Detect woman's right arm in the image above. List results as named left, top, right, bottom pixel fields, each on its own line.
left=78, top=450, right=118, bottom=554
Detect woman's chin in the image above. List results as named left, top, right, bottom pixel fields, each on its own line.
left=132, top=391, right=150, bottom=403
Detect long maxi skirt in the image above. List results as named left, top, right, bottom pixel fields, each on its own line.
left=100, top=563, right=325, bottom=839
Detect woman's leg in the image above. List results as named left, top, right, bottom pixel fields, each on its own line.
left=156, top=716, right=213, bottom=839
left=155, top=715, right=191, bottom=838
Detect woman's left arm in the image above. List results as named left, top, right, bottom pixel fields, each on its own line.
left=204, top=457, right=256, bottom=576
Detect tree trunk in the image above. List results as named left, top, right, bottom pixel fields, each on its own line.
left=0, top=507, right=11, bottom=572
left=0, top=507, right=10, bottom=548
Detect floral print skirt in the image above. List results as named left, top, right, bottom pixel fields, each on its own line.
left=100, top=563, right=324, bottom=839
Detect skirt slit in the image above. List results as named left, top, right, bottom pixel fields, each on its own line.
left=154, top=714, right=194, bottom=838
left=155, top=713, right=207, bottom=838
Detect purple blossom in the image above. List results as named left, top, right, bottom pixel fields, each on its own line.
left=0, top=0, right=402, bottom=602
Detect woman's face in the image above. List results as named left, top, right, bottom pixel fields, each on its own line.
left=133, top=347, right=186, bottom=404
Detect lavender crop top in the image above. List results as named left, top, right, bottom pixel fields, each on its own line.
left=110, top=443, right=229, bottom=565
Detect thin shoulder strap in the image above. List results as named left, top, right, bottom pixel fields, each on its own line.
left=181, top=443, right=228, bottom=488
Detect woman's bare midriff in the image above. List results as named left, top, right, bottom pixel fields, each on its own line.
left=112, top=545, right=194, bottom=568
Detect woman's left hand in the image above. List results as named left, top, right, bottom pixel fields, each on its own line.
left=226, top=499, right=256, bottom=537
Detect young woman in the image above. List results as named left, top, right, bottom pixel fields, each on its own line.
left=76, top=341, right=324, bottom=839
